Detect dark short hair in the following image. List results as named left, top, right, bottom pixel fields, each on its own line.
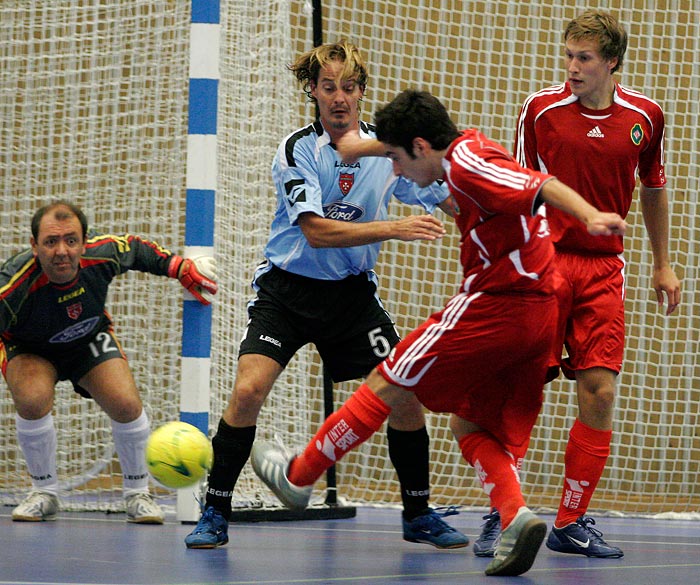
left=375, top=89, right=460, bottom=157
left=31, top=200, right=88, bottom=241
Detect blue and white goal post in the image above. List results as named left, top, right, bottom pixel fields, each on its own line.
left=177, top=0, right=220, bottom=522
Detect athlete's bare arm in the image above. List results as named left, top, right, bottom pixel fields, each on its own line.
left=639, top=185, right=681, bottom=314
left=298, top=211, right=446, bottom=248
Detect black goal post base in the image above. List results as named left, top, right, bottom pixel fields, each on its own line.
left=228, top=501, right=357, bottom=523
left=181, top=504, right=356, bottom=525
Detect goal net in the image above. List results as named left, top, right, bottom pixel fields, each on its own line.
left=1, top=0, right=698, bottom=519
left=0, top=1, right=190, bottom=512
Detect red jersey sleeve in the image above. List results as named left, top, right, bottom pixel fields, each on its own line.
left=445, top=130, right=556, bottom=295
left=448, top=129, right=550, bottom=217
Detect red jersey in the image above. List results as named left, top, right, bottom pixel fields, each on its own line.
left=514, top=82, right=666, bottom=254
left=446, top=129, right=555, bottom=295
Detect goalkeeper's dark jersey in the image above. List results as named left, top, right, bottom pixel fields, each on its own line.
left=0, top=232, right=177, bottom=354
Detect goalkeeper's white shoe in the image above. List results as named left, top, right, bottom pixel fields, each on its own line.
left=125, top=492, right=165, bottom=524
left=251, top=440, right=312, bottom=510
left=12, top=490, right=59, bottom=522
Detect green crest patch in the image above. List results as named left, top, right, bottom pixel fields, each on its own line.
left=631, top=123, right=643, bottom=145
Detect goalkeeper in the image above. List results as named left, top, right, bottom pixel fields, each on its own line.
left=185, top=41, right=467, bottom=550
left=0, top=200, right=218, bottom=523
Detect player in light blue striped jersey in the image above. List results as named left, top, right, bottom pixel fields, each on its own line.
left=185, top=41, right=467, bottom=550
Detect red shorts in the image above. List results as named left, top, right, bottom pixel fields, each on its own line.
left=550, top=252, right=625, bottom=380
left=378, top=291, right=558, bottom=450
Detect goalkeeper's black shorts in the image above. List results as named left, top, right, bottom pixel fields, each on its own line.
left=2, top=325, right=126, bottom=399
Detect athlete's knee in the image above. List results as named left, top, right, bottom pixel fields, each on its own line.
left=14, top=398, right=54, bottom=420
left=225, top=379, right=273, bottom=426
left=449, top=415, right=482, bottom=442
left=8, top=382, right=55, bottom=420
left=594, top=384, right=616, bottom=405
left=380, top=384, right=424, bottom=430
left=577, top=370, right=617, bottom=415
left=578, top=367, right=616, bottom=391
left=101, top=393, right=144, bottom=423
left=6, top=357, right=56, bottom=418
left=234, top=378, right=270, bottom=408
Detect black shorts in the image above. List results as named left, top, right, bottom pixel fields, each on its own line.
left=1, top=327, right=127, bottom=398
left=240, top=264, right=400, bottom=382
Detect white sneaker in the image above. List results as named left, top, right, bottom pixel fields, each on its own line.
left=12, top=490, right=59, bottom=522
left=125, top=492, right=164, bottom=524
left=250, top=440, right=312, bottom=510
left=485, top=506, right=546, bottom=576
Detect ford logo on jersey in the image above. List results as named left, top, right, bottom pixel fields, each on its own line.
left=49, top=316, right=100, bottom=344
left=323, top=201, right=364, bottom=222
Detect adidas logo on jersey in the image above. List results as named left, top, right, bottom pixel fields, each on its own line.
left=587, top=125, right=605, bottom=138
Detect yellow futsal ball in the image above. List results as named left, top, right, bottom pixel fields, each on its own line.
left=145, top=421, right=213, bottom=489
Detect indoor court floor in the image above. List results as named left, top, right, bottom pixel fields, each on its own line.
left=1, top=505, right=699, bottom=585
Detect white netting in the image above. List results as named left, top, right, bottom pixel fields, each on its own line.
left=0, top=1, right=189, bottom=511
left=1, top=0, right=698, bottom=517
left=219, top=0, right=700, bottom=517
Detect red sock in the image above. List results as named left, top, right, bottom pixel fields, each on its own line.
left=459, top=431, right=526, bottom=529
left=555, top=418, right=611, bottom=527
left=288, top=383, right=391, bottom=486
left=506, top=438, right=530, bottom=473
left=479, top=441, right=529, bottom=514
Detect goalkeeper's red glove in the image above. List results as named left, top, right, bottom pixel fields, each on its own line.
left=168, top=255, right=218, bottom=305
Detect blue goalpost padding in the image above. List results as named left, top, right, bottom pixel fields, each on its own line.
left=177, top=0, right=220, bottom=521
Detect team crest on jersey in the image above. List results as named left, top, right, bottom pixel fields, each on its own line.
left=66, top=302, right=83, bottom=320
left=630, top=123, right=643, bottom=146
left=339, top=172, right=354, bottom=195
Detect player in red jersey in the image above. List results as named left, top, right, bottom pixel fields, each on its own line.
left=0, top=200, right=217, bottom=523
left=249, top=89, right=626, bottom=577
left=472, top=10, right=682, bottom=560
